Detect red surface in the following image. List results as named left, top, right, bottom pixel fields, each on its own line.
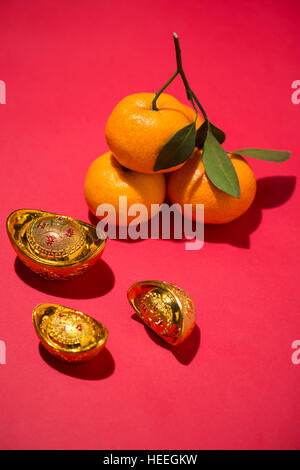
left=1, top=0, right=300, bottom=450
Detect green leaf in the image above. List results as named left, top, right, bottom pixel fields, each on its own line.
left=233, top=148, right=291, bottom=162
left=203, top=128, right=240, bottom=198
left=154, top=122, right=196, bottom=171
left=196, top=120, right=226, bottom=149
left=195, top=121, right=208, bottom=149
left=210, top=123, right=226, bottom=145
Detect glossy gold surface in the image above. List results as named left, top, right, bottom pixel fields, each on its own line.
left=33, top=303, right=108, bottom=362
left=7, top=209, right=106, bottom=279
left=127, top=280, right=196, bottom=345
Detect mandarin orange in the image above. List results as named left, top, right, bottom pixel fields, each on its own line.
left=84, top=151, right=166, bottom=225
left=105, top=92, right=202, bottom=174
left=168, top=150, right=257, bottom=224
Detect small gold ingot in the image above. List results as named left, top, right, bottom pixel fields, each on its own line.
left=127, top=280, right=196, bottom=345
left=33, top=303, right=108, bottom=362
left=7, top=209, right=106, bottom=280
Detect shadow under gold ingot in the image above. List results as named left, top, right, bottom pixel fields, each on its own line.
left=7, top=209, right=106, bottom=280
left=33, top=303, right=109, bottom=362
left=127, top=280, right=196, bottom=345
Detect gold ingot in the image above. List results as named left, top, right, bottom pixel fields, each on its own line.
left=127, top=280, right=196, bottom=345
left=7, top=209, right=106, bottom=280
left=33, top=303, right=108, bottom=362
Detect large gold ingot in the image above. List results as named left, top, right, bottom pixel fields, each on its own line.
left=7, top=209, right=106, bottom=280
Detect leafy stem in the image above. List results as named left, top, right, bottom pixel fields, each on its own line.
left=190, top=90, right=208, bottom=122
left=172, top=33, right=207, bottom=120
left=151, top=32, right=207, bottom=121
left=151, top=71, right=178, bottom=111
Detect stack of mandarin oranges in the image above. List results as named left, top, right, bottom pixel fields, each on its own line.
left=84, top=92, right=256, bottom=225
left=84, top=34, right=289, bottom=227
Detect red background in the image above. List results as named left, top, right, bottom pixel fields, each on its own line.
left=1, top=0, right=300, bottom=450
